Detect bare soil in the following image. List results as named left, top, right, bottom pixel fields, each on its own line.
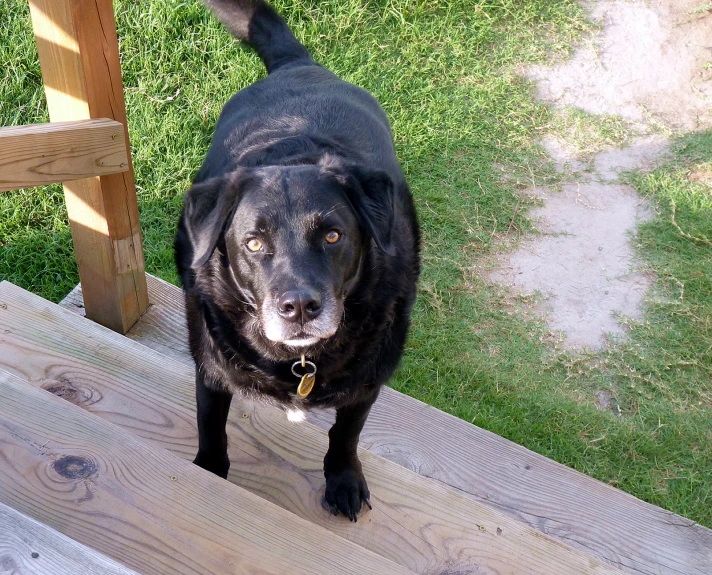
left=489, top=0, right=712, bottom=349
left=529, top=0, right=712, bottom=131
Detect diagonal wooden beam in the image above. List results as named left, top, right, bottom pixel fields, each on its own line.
left=0, top=119, right=129, bottom=192
left=0, top=502, right=141, bottom=575
left=28, top=0, right=148, bottom=334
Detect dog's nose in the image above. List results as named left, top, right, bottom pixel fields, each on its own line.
left=277, top=289, right=322, bottom=322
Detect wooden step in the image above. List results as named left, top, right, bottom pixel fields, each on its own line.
left=0, top=366, right=415, bottom=575
left=0, top=280, right=628, bottom=575
left=61, top=275, right=712, bottom=575
left=0, top=502, right=139, bottom=575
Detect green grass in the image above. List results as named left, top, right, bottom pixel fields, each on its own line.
left=1, top=0, right=711, bottom=528
left=546, top=106, right=633, bottom=158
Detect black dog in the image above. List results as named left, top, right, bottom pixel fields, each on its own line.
left=175, top=0, right=419, bottom=521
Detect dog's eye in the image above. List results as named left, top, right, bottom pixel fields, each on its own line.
left=325, top=230, right=341, bottom=244
left=246, top=238, right=263, bottom=252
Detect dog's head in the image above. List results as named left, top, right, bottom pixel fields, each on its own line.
left=183, top=159, right=395, bottom=355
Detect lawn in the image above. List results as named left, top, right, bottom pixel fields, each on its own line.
left=1, top=0, right=710, bottom=528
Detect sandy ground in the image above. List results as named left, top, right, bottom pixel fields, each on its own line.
left=488, top=0, right=712, bottom=349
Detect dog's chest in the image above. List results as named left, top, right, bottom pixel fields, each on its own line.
left=218, top=357, right=356, bottom=408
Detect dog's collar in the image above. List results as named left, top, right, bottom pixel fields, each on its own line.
left=291, top=354, right=317, bottom=397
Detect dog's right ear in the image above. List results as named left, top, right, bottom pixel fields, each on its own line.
left=183, top=170, right=244, bottom=268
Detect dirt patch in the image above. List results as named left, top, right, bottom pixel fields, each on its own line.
left=489, top=142, right=658, bottom=348
left=595, top=389, right=622, bottom=415
left=489, top=0, right=712, bottom=349
left=688, top=166, right=712, bottom=186
left=529, top=0, right=712, bottom=131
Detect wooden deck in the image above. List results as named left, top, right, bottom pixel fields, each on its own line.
left=0, top=277, right=709, bottom=574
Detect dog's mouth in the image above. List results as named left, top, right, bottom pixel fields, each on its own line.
left=281, top=334, right=326, bottom=348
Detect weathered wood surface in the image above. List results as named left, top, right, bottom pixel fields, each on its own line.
left=62, top=275, right=188, bottom=360
left=28, top=0, right=148, bottom=333
left=60, top=274, right=712, bottom=575
left=3, top=281, right=628, bottom=575
left=0, top=368, right=415, bottom=575
left=0, top=502, right=140, bottom=575
left=0, top=119, right=129, bottom=193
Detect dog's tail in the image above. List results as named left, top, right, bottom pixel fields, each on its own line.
left=204, top=0, right=313, bottom=73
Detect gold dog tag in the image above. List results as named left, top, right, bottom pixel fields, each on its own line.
left=292, top=356, right=317, bottom=398
left=297, top=372, right=316, bottom=397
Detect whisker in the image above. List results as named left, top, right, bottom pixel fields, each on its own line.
left=320, top=203, right=346, bottom=219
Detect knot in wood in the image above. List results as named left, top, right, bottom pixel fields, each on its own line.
left=53, top=455, right=98, bottom=480
left=0, top=554, right=18, bottom=572
left=40, top=379, right=100, bottom=407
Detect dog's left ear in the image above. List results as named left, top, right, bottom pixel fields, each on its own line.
left=183, top=169, right=245, bottom=268
left=335, top=165, right=396, bottom=256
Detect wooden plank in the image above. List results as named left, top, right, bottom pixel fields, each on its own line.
left=0, top=502, right=140, bottom=575
left=0, top=119, right=129, bottom=192
left=62, top=275, right=191, bottom=361
left=0, top=368, right=415, bottom=575
left=3, top=282, right=627, bottom=575
left=28, top=0, right=148, bottom=334
left=60, top=274, right=712, bottom=575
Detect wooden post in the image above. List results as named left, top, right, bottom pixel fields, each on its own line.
left=28, top=0, right=148, bottom=334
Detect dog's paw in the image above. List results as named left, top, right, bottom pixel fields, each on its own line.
left=193, top=451, right=230, bottom=479
left=323, top=468, right=372, bottom=522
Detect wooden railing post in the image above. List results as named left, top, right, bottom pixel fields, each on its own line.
left=28, top=0, right=149, bottom=334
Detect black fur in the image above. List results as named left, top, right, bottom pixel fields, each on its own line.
left=175, top=0, right=420, bottom=521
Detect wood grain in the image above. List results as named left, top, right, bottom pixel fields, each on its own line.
left=59, top=274, right=712, bottom=575
left=0, top=502, right=139, bottom=575
left=0, top=368, right=415, bottom=575
left=3, top=281, right=628, bottom=575
left=62, top=275, right=189, bottom=361
left=0, top=119, right=128, bottom=193
left=28, top=0, right=148, bottom=333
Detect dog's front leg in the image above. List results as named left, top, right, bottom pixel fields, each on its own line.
left=323, top=397, right=376, bottom=521
left=193, top=371, right=233, bottom=479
